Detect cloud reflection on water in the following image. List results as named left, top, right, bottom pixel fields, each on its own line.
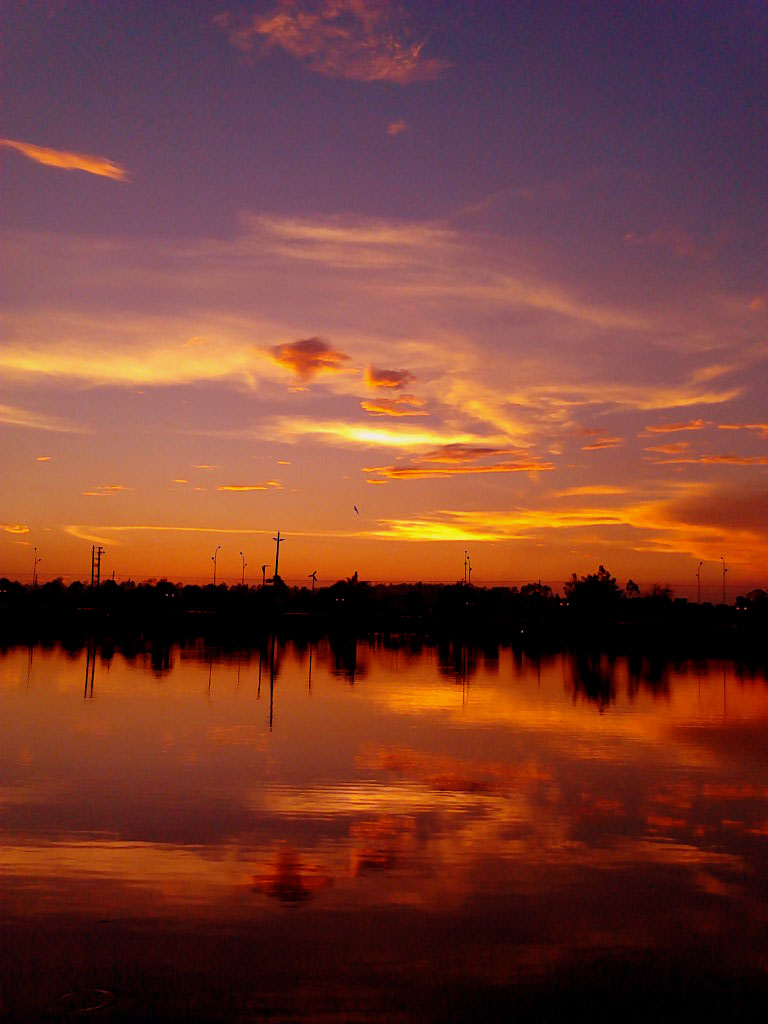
left=1, top=641, right=767, bottom=947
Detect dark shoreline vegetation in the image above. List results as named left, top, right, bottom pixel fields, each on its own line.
left=2, top=566, right=766, bottom=663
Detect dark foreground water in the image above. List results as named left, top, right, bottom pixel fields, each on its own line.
left=2, top=639, right=768, bottom=1021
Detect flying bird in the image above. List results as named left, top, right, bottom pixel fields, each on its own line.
left=354, top=505, right=360, bottom=515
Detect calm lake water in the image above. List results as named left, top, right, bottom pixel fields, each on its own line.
left=2, top=638, right=768, bottom=1021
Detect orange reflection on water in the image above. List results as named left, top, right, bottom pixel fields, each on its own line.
left=252, top=844, right=334, bottom=904
left=2, top=639, right=768, bottom=1018
left=359, top=744, right=553, bottom=794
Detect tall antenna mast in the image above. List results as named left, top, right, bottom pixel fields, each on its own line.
left=272, top=531, right=284, bottom=583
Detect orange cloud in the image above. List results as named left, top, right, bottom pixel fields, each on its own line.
left=82, top=484, right=130, bottom=498
left=421, top=444, right=526, bottom=464
left=556, top=485, right=629, bottom=497
left=387, top=119, right=408, bottom=136
left=36, top=456, right=52, bottom=462
left=364, top=442, right=555, bottom=481
left=0, top=322, right=280, bottom=387
left=365, top=459, right=556, bottom=482
left=271, top=336, right=350, bottom=379
left=649, top=454, right=768, bottom=466
left=643, top=419, right=709, bottom=433
left=717, top=422, right=768, bottom=438
left=372, top=505, right=631, bottom=543
left=366, top=493, right=768, bottom=560
left=217, top=482, right=281, bottom=491
left=268, top=417, right=488, bottom=450
left=365, top=366, right=414, bottom=389
left=581, top=437, right=624, bottom=451
left=218, top=1, right=449, bottom=84
left=2, top=523, right=30, bottom=534
left=0, top=137, right=128, bottom=181
left=361, top=395, right=427, bottom=417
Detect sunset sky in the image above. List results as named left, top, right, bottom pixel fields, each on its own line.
left=1, top=0, right=766, bottom=595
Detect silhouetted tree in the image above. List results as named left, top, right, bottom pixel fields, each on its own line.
left=564, top=565, right=622, bottom=610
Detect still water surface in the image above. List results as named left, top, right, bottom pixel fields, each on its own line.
left=2, top=639, right=768, bottom=1020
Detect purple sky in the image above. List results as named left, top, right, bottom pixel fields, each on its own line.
left=1, top=1, right=766, bottom=594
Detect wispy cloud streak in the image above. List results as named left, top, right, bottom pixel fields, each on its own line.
left=0, top=137, right=128, bottom=181
left=217, top=482, right=282, bottom=491
left=361, top=395, right=427, bottom=417
left=365, top=444, right=556, bottom=482
left=0, top=403, right=87, bottom=433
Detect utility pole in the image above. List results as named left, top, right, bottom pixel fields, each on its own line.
left=272, top=531, right=284, bottom=583
left=721, top=556, right=727, bottom=604
left=33, top=547, right=41, bottom=589
left=464, top=549, right=468, bottom=584
left=696, top=561, right=703, bottom=603
left=211, top=545, right=221, bottom=586
left=91, top=545, right=105, bottom=588
left=240, top=551, right=247, bottom=586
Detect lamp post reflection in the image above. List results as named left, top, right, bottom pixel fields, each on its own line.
left=84, top=638, right=96, bottom=699
left=269, top=633, right=277, bottom=730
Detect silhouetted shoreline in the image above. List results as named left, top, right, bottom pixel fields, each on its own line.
left=2, top=573, right=766, bottom=660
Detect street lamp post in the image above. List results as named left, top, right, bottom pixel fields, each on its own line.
left=240, top=551, right=247, bottom=587
left=272, top=531, right=284, bottom=584
left=261, top=564, right=269, bottom=588
left=33, top=547, right=42, bottom=589
left=211, top=545, right=221, bottom=586
left=721, top=556, right=727, bottom=604
left=696, top=561, right=703, bottom=603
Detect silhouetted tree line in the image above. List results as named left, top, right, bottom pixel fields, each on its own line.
left=1, top=568, right=766, bottom=655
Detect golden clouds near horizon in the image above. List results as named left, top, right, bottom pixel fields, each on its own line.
left=361, top=395, right=428, bottom=417
left=2, top=204, right=766, bottom=585
left=217, top=482, right=282, bottom=492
